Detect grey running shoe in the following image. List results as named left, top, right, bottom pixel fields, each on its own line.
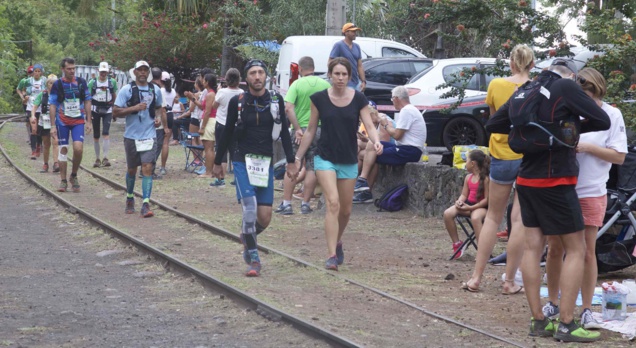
left=275, top=202, right=293, bottom=215
left=353, top=190, right=373, bottom=204
left=325, top=256, right=338, bottom=271
left=580, top=308, right=602, bottom=330
left=159, top=167, right=167, bottom=176
left=58, top=180, right=68, bottom=192
left=93, top=159, right=101, bottom=168
left=336, top=242, right=344, bottom=265
left=542, top=301, right=560, bottom=319
left=70, top=176, right=80, bottom=192
left=528, top=317, right=556, bottom=338
left=553, top=320, right=600, bottom=342
left=125, top=198, right=135, bottom=214
left=300, top=203, right=313, bottom=214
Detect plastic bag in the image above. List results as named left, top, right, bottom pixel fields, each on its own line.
left=452, top=145, right=489, bottom=170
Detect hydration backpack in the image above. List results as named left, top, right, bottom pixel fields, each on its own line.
left=126, top=81, right=156, bottom=118
left=507, top=74, right=579, bottom=154
left=54, top=77, right=88, bottom=104
left=89, top=77, right=116, bottom=107
left=374, top=184, right=408, bottom=212
left=236, top=90, right=283, bottom=140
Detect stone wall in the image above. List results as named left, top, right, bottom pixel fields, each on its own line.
left=372, top=162, right=466, bottom=218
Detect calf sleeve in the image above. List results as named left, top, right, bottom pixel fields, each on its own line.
left=241, top=196, right=258, bottom=250
left=142, top=175, right=153, bottom=203
left=94, top=141, right=100, bottom=158
left=102, top=138, right=110, bottom=158
left=126, top=172, right=135, bottom=197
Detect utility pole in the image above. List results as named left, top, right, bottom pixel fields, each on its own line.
left=325, top=0, right=347, bottom=36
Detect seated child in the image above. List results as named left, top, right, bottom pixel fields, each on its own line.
left=443, top=149, right=490, bottom=259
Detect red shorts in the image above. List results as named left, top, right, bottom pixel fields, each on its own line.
left=579, top=196, right=607, bottom=227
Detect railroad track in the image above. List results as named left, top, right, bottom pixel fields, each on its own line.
left=0, top=115, right=526, bottom=347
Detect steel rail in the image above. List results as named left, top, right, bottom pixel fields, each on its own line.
left=0, top=116, right=359, bottom=348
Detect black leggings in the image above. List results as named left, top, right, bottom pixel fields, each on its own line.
left=172, top=117, right=191, bottom=141
left=28, top=113, right=42, bottom=150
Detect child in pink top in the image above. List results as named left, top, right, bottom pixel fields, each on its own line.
left=443, top=150, right=490, bottom=259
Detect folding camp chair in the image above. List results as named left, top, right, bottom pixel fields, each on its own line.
left=449, top=216, right=478, bottom=260
left=180, top=131, right=205, bottom=173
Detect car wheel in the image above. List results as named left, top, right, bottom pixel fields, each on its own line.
left=442, top=116, right=486, bottom=150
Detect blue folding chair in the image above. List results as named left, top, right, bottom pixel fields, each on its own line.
left=180, top=131, right=205, bottom=173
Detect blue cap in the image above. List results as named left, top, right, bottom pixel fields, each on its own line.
left=368, top=100, right=377, bottom=109
left=33, top=64, right=44, bottom=72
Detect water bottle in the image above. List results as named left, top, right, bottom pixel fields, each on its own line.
left=421, top=143, right=429, bottom=163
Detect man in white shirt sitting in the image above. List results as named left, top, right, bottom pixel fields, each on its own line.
left=353, top=86, right=427, bottom=203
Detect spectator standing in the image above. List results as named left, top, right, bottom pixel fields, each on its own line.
left=88, top=61, right=118, bottom=168
left=198, top=73, right=218, bottom=178
left=328, top=23, right=366, bottom=91
left=295, top=57, right=382, bottom=270
left=274, top=56, right=330, bottom=215
left=486, top=59, right=610, bottom=342
left=352, top=86, right=426, bottom=203
left=212, top=60, right=298, bottom=277
left=148, top=68, right=169, bottom=179
left=158, top=71, right=176, bottom=176
left=49, top=58, right=92, bottom=192
left=543, top=67, right=627, bottom=330
left=463, top=44, right=534, bottom=295
left=113, top=60, right=164, bottom=218
left=209, top=68, right=243, bottom=186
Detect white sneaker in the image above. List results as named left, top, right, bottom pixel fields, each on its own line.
left=501, top=269, right=524, bottom=286
left=580, top=308, right=603, bottom=329
left=542, top=301, right=560, bottom=319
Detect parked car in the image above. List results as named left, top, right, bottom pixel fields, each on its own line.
left=363, top=57, right=434, bottom=106
left=404, top=58, right=500, bottom=109
left=421, top=95, right=490, bottom=150
left=275, top=35, right=425, bottom=96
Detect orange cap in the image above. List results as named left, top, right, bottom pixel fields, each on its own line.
left=342, top=23, right=362, bottom=33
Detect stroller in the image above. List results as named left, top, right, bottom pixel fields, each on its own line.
left=596, top=151, right=636, bottom=273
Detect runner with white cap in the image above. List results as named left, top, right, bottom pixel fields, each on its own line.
left=88, top=61, right=118, bottom=168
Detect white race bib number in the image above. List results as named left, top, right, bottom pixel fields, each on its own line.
left=94, top=90, right=108, bottom=102
left=42, top=114, right=51, bottom=130
left=135, top=138, right=154, bottom=152
left=64, top=99, right=81, bottom=118
left=245, top=154, right=271, bottom=188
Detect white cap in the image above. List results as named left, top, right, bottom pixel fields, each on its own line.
left=161, top=71, right=170, bottom=81
left=98, top=61, right=109, bottom=72
left=134, top=60, right=150, bottom=70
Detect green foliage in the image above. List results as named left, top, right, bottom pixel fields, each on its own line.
left=96, top=11, right=223, bottom=79
left=0, top=4, right=22, bottom=113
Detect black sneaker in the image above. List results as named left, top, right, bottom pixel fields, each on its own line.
left=300, top=203, right=313, bottom=214
left=553, top=320, right=600, bottom=342
left=528, top=317, right=557, bottom=338
left=353, top=190, right=373, bottom=204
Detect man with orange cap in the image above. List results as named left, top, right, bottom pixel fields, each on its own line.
left=328, top=23, right=366, bottom=92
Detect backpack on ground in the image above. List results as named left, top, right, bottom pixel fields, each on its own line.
left=507, top=74, right=579, bottom=154
left=374, top=184, right=408, bottom=212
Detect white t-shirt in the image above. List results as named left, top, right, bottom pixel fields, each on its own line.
left=26, top=77, right=45, bottom=112
left=91, top=78, right=116, bottom=113
left=395, top=104, right=427, bottom=150
left=191, top=89, right=207, bottom=120
left=576, top=102, right=628, bottom=198
left=161, top=88, right=177, bottom=110
left=215, top=87, right=243, bottom=125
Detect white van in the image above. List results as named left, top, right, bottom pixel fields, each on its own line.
left=275, top=36, right=425, bottom=95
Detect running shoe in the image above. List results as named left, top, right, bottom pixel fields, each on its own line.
left=580, top=308, right=603, bottom=330
left=542, top=301, right=560, bottom=319
left=159, top=167, right=167, bottom=176
left=246, top=262, right=261, bottom=277
left=210, top=178, right=226, bottom=187
left=195, top=166, right=207, bottom=175
left=140, top=202, right=154, bottom=218
left=125, top=198, right=135, bottom=214
left=553, top=320, right=600, bottom=342
left=102, top=158, right=111, bottom=167
left=274, top=202, right=293, bottom=215
left=300, top=203, right=313, bottom=214
left=451, top=241, right=464, bottom=260
left=70, top=176, right=80, bottom=192
left=93, top=159, right=101, bottom=168
left=30, top=151, right=36, bottom=160
left=353, top=177, right=370, bottom=192
left=58, top=180, right=68, bottom=192
left=52, top=162, right=60, bottom=173
left=325, top=256, right=338, bottom=271
left=528, top=317, right=557, bottom=337
left=488, top=252, right=507, bottom=265
left=40, top=163, right=49, bottom=173
left=352, top=190, right=373, bottom=204
left=336, top=242, right=344, bottom=265
left=152, top=173, right=162, bottom=180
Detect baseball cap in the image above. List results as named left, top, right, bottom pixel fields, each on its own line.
left=244, top=59, right=268, bottom=76
left=33, top=64, right=44, bottom=72
left=161, top=71, right=171, bottom=81
left=27, top=65, right=34, bottom=73
left=550, top=58, right=578, bottom=74
left=342, top=23, right=362, bottom=33
left=134, top=60, right=150, bottom=70
left=98, top=62, right=109, bottom=72
left=368, top=100, right=377, bottom=109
